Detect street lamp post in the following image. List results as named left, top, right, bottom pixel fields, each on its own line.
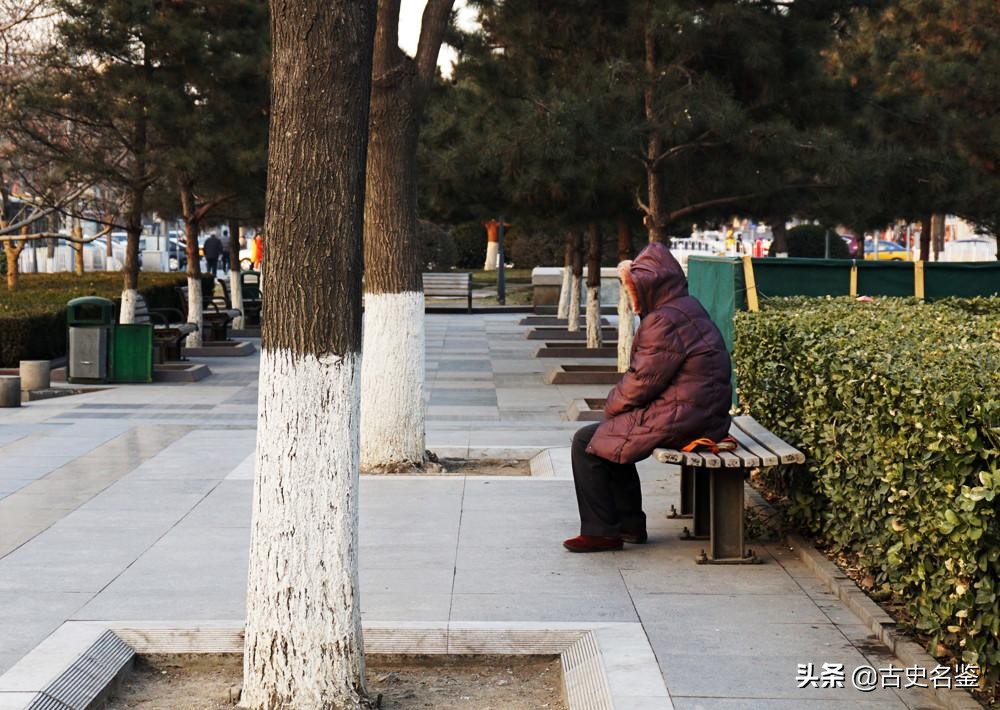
left=497, top=216, right=506, bottom=305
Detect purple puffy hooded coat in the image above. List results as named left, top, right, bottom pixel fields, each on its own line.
left=585, top=242, right=732, bottom=464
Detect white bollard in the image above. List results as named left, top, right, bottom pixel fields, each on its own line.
left=19, top=360, right=50, bottom=391
left=0, top=376, right=21, bottom=407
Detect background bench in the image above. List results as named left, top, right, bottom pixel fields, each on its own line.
left=178, top=286, right=241, bottom=341
left=133, top=295, right=197, bottom=363
left=654, top=415, right=804, bottom=564
left=423, top=272, right=472, bottom=312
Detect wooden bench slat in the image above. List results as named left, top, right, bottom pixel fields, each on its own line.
left=717, top=450, right=742, bottom=468
left=729, top=443, right=760, bottom=468
left=727, top=425, right=778, bottom=467
left=699, top=450, right=721, bottom=468
left=682, top=451, right=704, bottom=467
left=653, top=448, right=684, bottom=464
left=733, top=416, right=805, bottom=464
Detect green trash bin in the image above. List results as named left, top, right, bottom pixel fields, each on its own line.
left=112, top=324, right=153, bottom=383
left=67, top=297, right=115, bottom=384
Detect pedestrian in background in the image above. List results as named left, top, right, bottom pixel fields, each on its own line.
left=203, top=231, right=223, bottom=277
left=219, top=229, right=231, bottom=274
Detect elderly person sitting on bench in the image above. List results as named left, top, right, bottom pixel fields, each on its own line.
left=564, top=241, right=733, bottom=553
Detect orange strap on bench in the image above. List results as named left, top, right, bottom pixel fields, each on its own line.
left=681, top=436, right=738, bottom=454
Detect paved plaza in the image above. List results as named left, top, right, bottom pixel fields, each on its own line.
left=0, top=314, right=946, bottom=708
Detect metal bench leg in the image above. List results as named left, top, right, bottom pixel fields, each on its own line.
left=697, top=468, right=761, bottom=565
left=667, top=464, right=694, bottom=518
left=680, top=468, right=710, bottom=540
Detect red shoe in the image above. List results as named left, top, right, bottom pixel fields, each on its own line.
left=563, top=535, right=623, bottom=553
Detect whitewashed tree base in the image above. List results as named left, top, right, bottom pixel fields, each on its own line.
left=483, top=241, right=499, bottom=271
left=585, top=287, right=602, bottom=348
left=186, top=277, right=204, bottom=348
left=119, top=289, right=138, bottom=325
left=556, top=266, right=572, bottom=320
left=567, top=275, right=581, bottom=332
left=244, top=349, right=369, bottom=709
left=360, top=291, right=426, bottom=470
left=229, top=269, right=245, bottom=330
left=617, top=284, right=635, bottom=373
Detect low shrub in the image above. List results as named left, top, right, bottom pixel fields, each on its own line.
left=735, top=297, right=1000, bottom=679
left=0, top=272, right=200, bottom=366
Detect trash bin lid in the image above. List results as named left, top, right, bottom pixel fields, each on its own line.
left=67, top=296, right=115, bottom=308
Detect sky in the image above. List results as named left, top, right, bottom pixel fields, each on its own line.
left=398, top=0, right=478, bottom=75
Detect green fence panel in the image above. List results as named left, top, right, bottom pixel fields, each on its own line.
left=854, top=261, right=914, bottom=296
left=753, top=258, right=852, bottom=299
left=925, top=262, right=1000, bottom=299
left=688, top=256, right=742, bottom=352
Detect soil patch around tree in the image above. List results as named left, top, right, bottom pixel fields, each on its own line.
left=363, top=457, right=531, bottom=476
left=104, top=653, right=567, bottom=709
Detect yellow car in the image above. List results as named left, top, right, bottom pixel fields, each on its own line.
left=863, top=239, right=911, bottom=261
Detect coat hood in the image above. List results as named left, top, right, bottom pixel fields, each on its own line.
left=624, top=241, right=688, bottom=315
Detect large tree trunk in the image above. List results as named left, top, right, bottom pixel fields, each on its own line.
left=229, top=219, right=244, bottom=329
left=180, top=181, right=204, bottom=347
left=643, top=18, right=668, bottom=245
left=556, top=231, right=572, bottom=319
left=360, top=0, right=453, bottom=470
left=919, top=214, right=932, bottom=262
left=567, top=230, right=583, bottom=332
left=241, top=1, right=376, bottom=708
left=361, top=66, right=425, bottom=471
left=585, top=222, right=602, bottom=348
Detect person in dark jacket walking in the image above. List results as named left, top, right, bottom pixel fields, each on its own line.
left=203, top=232, right=223, bottom=276
left=563, top=241, right=733, bottom=553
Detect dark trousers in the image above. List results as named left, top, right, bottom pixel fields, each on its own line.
left=220, top=253, right=230, bottom=274
left=206, top=257, right=219, bottom=277
left=571, top=423, right=646, bottom=537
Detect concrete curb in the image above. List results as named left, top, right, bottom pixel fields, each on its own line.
left=785, top=534, right=983, bottom=710
left=744, top=485, right=982, bottom=709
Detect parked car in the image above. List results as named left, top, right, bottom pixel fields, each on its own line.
left=864, top=239, right=910, bottom=261
left=167, top=237, right=187, bottom=271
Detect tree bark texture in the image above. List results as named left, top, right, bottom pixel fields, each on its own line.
left=242, top=2, right=376, bottom=709
left=617, top=283, right=634, bottom=373
left=556, top=232, right=573, bottom=320
left=770, top=219, right=788, bottom=256
left=643, top=18, right=668, bottom=245
left=483, top=220, right=499, bottom=271
left=3, top=225, right=25, bottom=291
left=567, top=230, right=583, bottom=332
left=360, top=0, right=454, bottom=469
left=932, top=214, right=945, bottom=261
left=229, top=219, right=244, bottom=329
left=586, top=223, right=602, bottom=348
left=181, top=181, right=205, bottom=347
left=617, top=214, right=632, bottom=262
left=72, top=224, right=85, bottom=276
left=918, top=214, right=931, bottom=262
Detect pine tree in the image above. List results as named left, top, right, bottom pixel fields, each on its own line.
left=360, top=0, right=455, bottom=471
left=242, top=0, right=377, bottom=707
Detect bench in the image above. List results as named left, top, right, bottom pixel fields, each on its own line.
left=653, top=415, right=805, bottom=565
left=133, top=295, right=198, bottom=363
left=423, top=272, right=472, bottom=312
left=178, top=285, right=242, bottom=342
left=235, top=272, right=263, bottom=327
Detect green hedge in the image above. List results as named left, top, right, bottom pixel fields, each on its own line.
left=735, top=297, right=1000, bottom=676
left=0, top=273, right=214, bottom=366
